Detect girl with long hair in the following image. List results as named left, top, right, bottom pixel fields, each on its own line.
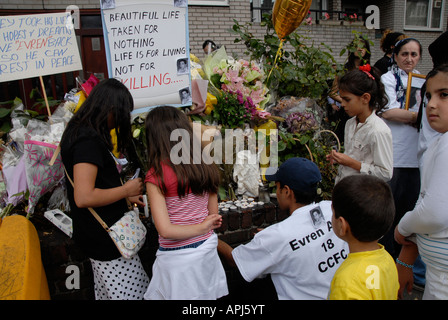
left=143, top=106, right=228, bottom=300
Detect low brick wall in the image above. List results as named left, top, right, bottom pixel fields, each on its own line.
left=36, top=200, right=287, bottom=300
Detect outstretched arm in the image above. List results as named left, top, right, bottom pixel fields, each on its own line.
left=217, top=239, right=237, bottom=267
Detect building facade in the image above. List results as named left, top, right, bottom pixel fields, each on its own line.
left=1, top=0, right=447, bottom=106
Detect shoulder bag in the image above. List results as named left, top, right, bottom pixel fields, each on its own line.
left=64, top=166, right=147, bottom=259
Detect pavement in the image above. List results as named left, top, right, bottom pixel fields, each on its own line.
left=402, top=284, right=424, bottom=300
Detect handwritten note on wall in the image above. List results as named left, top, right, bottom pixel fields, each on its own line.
left=102, top=0, right=191, bottom=110
left=0, top=12, right=82, bottom=82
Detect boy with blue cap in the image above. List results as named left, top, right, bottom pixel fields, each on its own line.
left=218, top=157, right=348, bottom=300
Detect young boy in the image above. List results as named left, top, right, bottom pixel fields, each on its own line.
left=218, top=157, right=348, bottom=300
left=329, top=174, right=399, bottom=299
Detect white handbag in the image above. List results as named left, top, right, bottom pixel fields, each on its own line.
left=64, top=167, right=147, bottom=259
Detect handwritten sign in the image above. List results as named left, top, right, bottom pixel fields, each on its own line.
left=0, top=12, right=82, bottom=82
left=101, top=0, right=191, bottom=111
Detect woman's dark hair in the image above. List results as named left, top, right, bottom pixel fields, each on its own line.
left=145, top=106, right=220, bottom=197
left=393, top=38, right=423, bottom=59
left=380, top=30, right=405, bottom=55
left=62, top=78, right=134, bottom=153
left=332, top=175, right=395, bottom=242
left=345, top=37, right=371, bottom=71
left=338, top=66, right=388, bottom=112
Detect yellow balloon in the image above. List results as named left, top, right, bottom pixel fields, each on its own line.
left=272, top=0, right=313, bottom=39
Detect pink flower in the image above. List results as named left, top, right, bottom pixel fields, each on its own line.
left=256, top=110, right=271, bottom=119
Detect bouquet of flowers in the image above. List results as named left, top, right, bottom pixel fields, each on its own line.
left=285, top=111, right=319, bottom=133
left=203, top=47, right=271, bottom=127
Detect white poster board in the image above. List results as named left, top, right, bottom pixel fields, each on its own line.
left=101, top=0, right=191, bottom=113
left=0, top=12, right=82, bottom=82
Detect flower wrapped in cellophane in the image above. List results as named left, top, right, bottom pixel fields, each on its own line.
left=203, top=47, right=271, bottom=127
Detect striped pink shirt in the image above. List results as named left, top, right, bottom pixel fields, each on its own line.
left=145, top=162, right=213, bottom=248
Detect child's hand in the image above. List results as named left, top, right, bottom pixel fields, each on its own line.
left=202, top=213, right=223, bottom=232
left=326, top=149, right=342, bottom=165
left=326, top=152, right=335, bottom=165
left=328, top=150, right=353, bottom=167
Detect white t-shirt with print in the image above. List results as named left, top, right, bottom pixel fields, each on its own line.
left=232, top=200, right=348, bottom=300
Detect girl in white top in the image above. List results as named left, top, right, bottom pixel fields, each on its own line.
left=327, top=65, right=393, bottom=185
left=395, top=64, right=448, bottom=300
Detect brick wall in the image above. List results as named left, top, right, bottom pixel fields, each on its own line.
left=1, top=0, right=445, bottom=73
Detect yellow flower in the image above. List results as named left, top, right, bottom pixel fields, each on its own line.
left=190, top=53, right=200, bottom=63
left=110, top=128, right=120, bottom=158
left=204, top=93, right=217, bottom=115
left=74, top=91, right=86, bottom=113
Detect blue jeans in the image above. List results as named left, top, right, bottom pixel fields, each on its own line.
left=413, top=255, right=426, bottom=286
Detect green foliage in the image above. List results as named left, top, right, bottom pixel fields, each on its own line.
left=0, top=97, right=22, bottom=137
left=229, top=15, right=376, bottom=199
left=231, top=15, right=342, bottom=102
left=131, top=114, right=149, bottom=173
left=276, top=126, right=339, bottom=200
left=212, top=91, right=252, bottom=129
left=339, top=30, right=374, bottom=67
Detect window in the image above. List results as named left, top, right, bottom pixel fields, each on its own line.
left=405, top=0, right=444, bottom=30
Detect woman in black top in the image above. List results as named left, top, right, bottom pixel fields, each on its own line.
left=374, top=30, right=406, bottom=75
left=60, top=78, right=149, bottom=299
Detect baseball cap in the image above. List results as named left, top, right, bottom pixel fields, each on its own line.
left=265, top=157, right=321, bottom=193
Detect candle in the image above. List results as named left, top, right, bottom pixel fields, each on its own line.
left=143, top=195, right=149, bottom=218
left=133, top=203, right=139, bottom=214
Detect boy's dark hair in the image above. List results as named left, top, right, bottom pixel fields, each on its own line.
left=332, top=175, right=395, bottom=242
left=279, top=181, right=318, bottom=205
left=338, top=66, right=388, bottom=112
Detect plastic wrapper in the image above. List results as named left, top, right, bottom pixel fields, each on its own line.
left=187, top=79, right=209, bottom=115
left=2, top=154, right=27, bottom=206
left=46, top=181, right=70, bottom=213
left=23, top=119, right=64, bottom=215
left=2, top=108, right=28, bottom=206
left=267, top=96, right=324, bottom=133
